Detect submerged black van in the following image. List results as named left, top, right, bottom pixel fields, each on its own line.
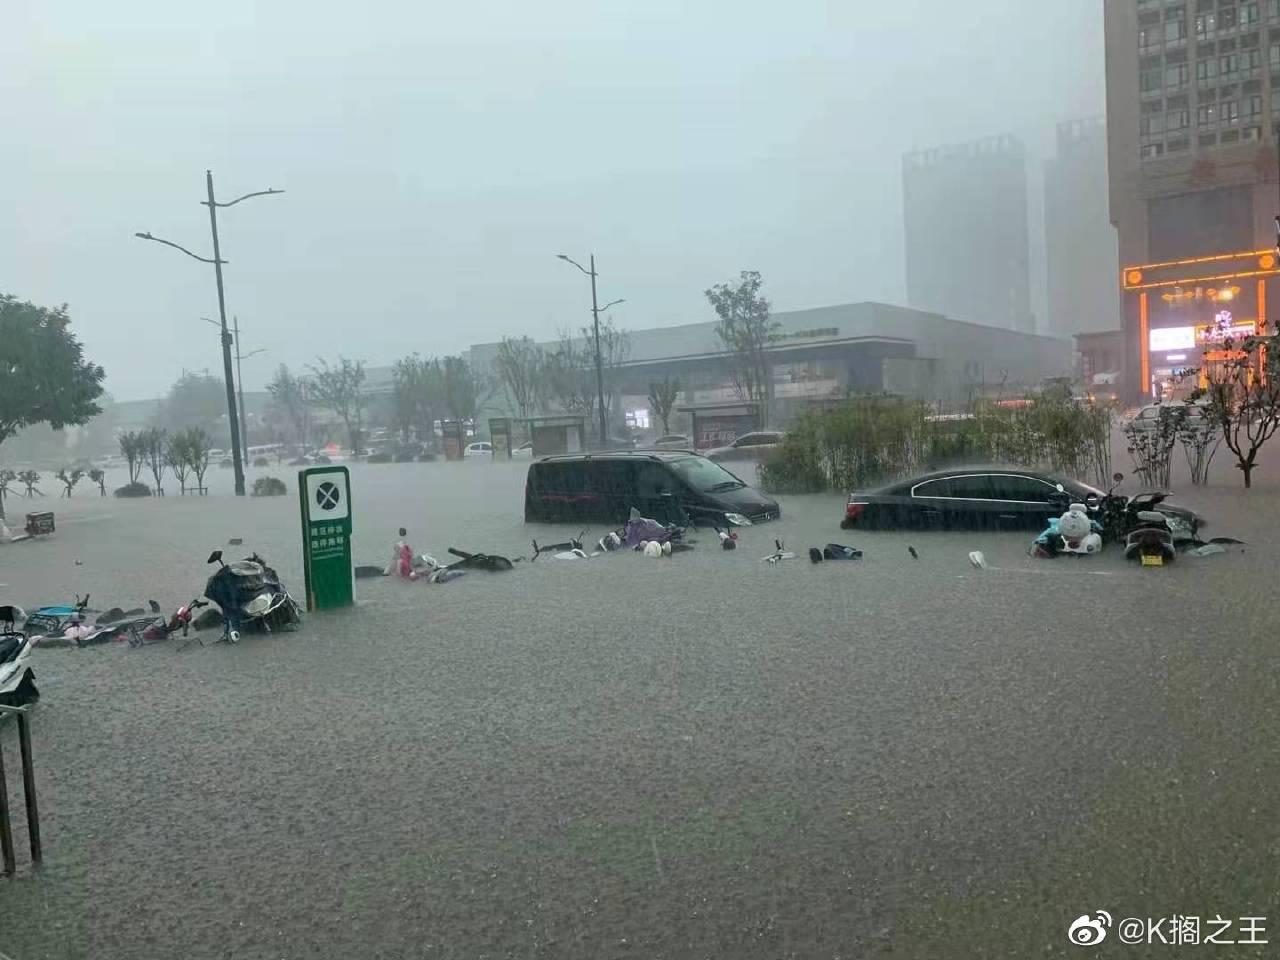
left=524, top=451, right=780, bottom=526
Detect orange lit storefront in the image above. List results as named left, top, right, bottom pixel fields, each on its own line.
left=1122, top=250, right=1278, bottom=402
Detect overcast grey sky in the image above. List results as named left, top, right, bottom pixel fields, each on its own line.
left=3, top=1, right=1105, bottom=401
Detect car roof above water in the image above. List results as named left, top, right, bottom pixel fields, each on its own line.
left=870, top=465, right=1076, bottom=494
left=534, top=450, right=698, bottom=464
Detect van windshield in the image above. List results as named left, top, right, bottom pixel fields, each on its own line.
left=669, top=457, right=746, bottom=492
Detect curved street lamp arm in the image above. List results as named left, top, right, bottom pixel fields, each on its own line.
left=134, top=232, right=224, bottom=264
left=556, top=253, right=592, bottom=277
left=205, top=188, right=285, bottom=209
left=599, top=298, right=626, bottom=311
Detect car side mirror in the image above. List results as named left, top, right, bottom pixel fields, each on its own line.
left=207, top=550, right=223, bottom=565
left=1113, top=472, right=1125, bottom=483
left=1085, top=494, right=1100, bottom=509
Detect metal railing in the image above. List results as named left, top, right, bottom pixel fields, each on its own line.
left=0, top=704, right=41, bottom=876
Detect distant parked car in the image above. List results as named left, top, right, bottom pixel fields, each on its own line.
left=705, top=430, right=786, bottom=462
left=1124, top=400, right=1212, bottom=435
left=464, top=442, right=493, bottom=458
left=511, top=441, right=535, bottom=459
left=653, top=434, right=691, bottom=449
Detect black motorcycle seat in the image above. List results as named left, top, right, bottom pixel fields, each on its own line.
left=0, top=635, right=22, bottom=664
left=1136, top=510, right=1167, bottom=524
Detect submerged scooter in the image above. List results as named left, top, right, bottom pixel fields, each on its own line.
left=0, top=605, right=38, bottom=706
left=204, top=550, right=302, bottom=643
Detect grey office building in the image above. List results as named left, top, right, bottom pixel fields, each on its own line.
left=903, top=135, right=1034, bottom=334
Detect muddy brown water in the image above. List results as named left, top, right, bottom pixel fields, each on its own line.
left=0, top=453, right=1276, bottom=959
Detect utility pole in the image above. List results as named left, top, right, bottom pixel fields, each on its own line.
left=234, top=316, right=248, bottom=455
left=134, top=171, right=283, bottom=497
left=557, top=253, right=625, bottom=447
left=204, top=172, right=245, bottom=496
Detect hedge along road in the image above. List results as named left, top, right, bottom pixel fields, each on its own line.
left=1, top=457, right=1277, bottom=960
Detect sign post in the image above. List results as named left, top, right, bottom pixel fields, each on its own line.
left=298, top=466, right=354, bottom=611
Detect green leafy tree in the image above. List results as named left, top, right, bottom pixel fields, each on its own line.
left=0, top=295, right=105, bottom=461
left=18, top=469, right=42, bottom=497
left=158, top=371, right=227, bottom=438
left=442, top=355, right=484, bottom=425
left=142, top=427, right=168, bottom=495
left=1192, top=324, right=1280, bottom=488
left=55, top=467, right=84, bottom=498
left=119, top=431, right=145, bottom=484
left=542, top=321, right=629, bottom=428
left=647, top=377, right=681, bottom=435
left=494, top=336, right=544, bottom=420
left=0, top=468, right=15, bottom=516
left=392, top=354, right=443, bottom=444
left=705, top=270, right=779, bottom=423
left=181, top=427, right=213, bottom=494
left=307, top=357, right=367, bottom=453
left=165, top=434, right=191, bottom=494
left=265, top=364, right=312, bottom=447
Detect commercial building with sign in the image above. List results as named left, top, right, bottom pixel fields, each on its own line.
left=1105, top=0, right=1280, bottom=399
left=1121, top=248, right=1277, bottom=399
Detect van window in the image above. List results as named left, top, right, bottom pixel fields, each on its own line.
left=531, top=462, right=585, bottom=495
left=668, top=457, right=746, bottom=492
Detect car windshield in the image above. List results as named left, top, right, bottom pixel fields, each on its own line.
left=669, top=456, right=746, bottom=491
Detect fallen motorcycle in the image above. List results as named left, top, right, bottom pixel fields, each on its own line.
left=0, top=605, right=38, bottom=706
left=204, top=550, right=302, bottom=643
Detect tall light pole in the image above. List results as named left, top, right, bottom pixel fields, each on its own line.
left=135, top=171, right=283, bottom=495
left=557, top=254, right=624, bottom=446
left=203, top=316, right=266, bottom=453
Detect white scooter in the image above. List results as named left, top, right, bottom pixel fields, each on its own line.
left=0, top=605, right=39, bottom=706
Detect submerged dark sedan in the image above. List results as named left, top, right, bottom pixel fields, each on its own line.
left=841, top=467, right=1199, bottom=532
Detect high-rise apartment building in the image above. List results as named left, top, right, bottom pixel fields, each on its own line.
left=902, top=136, right=1035, bottom=334
left=1106, top=0, right=1280, bottom=399
left=1044, top=118, right=1121, bottom=338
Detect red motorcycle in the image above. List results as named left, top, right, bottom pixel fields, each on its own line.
left=128, top=598, right=209, bottom=648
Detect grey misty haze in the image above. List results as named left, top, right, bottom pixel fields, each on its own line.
left=3, top=0, right=1104, bottom=401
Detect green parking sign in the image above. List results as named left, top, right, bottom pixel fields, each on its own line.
left=299, top=466, right=354, bottom=611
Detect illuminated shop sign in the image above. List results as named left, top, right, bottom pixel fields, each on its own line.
left=1148, top=326, right=1196, bottom=351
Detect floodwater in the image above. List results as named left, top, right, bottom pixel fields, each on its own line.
left=0, top=453, right=1277, bottom=959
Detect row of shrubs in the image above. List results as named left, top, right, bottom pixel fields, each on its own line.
left=758, top=395, right=1114, bottom=494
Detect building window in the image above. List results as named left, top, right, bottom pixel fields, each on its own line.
left=1271, top=41, right=1280, bottom=66
left=1200, top=131, right=1219, bottom=147
left=1220, top=52, right=1241, bottom=79
left=1220, top=5, right=1238, bottom=32
left=1197, top=57, right=1219, bottom=84
left=1197, top=12, right=1218, bottom=38
left=1198, top=102, right=1218, bottom=125
left=1222, top=98, right=1241, bottom=123
left=1168, top=136, right=1191, bottom=153
left=1143, top=112, right=1168, bottom=136
left=1243, top=2, right=1261, bottom=26
left=1222, top=128, right=1241, bottom=142
left=1168, top=106, right=1191, bottom=129
left=1142, top=63, right=1164, bottom=92
left=1245, top=47, right=1263, bottom=73
left=1247, top=93, right=1264, bottom=118
left=1167, top=61, right=1191, bottom=88
left=1166, top=9, right=1188, bottom=44
left=1244, top=124, right=1263, bottom=140
left=1142, top=142, right=1166, bottom=159
left=1271, top=0, right=1280, bottom=22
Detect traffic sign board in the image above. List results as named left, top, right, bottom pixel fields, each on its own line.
left=299, top=466, right=354, bottom=610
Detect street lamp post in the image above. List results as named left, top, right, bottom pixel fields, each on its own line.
left=135, top=171, right=283, bottom=496
left=203, top=316, right=265, bottom=455
left=557, top=253, right=625, bottom=446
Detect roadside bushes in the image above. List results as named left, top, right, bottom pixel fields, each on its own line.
left=251, top=476, right=287, bottom=497
left=114, top=481, right=152, bottom=498
left=760, top=395, right=1113, bottom=494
